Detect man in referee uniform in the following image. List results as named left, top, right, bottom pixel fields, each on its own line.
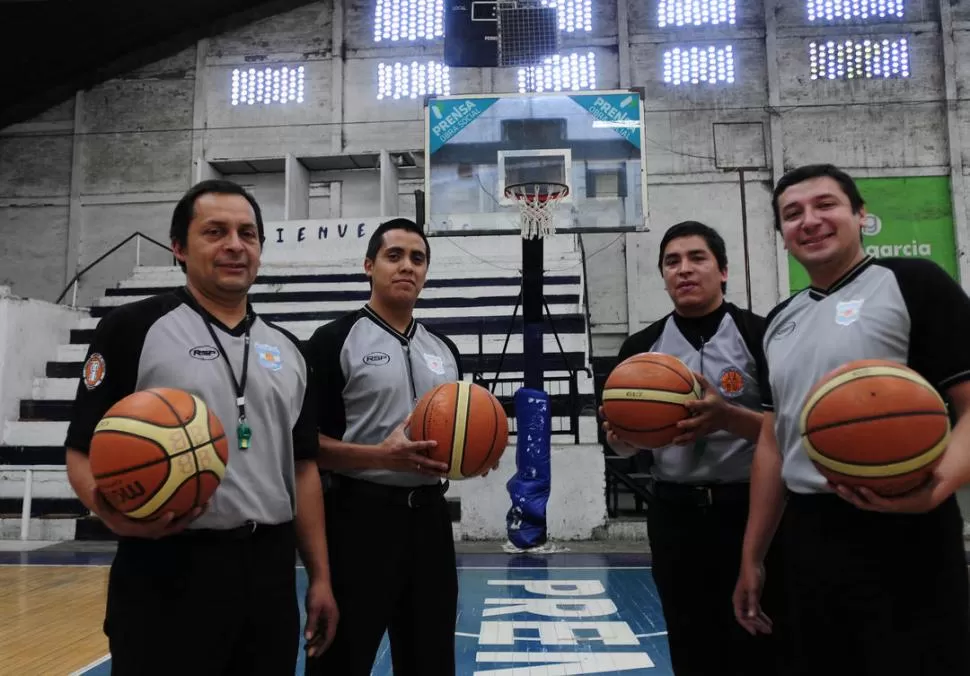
left=735, top=163, right=970, bottom=675
left=303, top=217, right=463, bottom=676
left=602, top=221, right=787, bottom=675
left=64, top=180, right=338, bottom=675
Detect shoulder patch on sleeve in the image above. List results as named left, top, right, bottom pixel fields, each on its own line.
left=82, top=353, right=106, bottom=390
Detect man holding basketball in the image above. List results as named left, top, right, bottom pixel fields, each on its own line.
left=601, top=221, right=788, bottom=676
left=64, top=179, right=338, bottom=675
left=303, top=217, right=463, bottom=676
left=734, top=163, right=970, bottom=674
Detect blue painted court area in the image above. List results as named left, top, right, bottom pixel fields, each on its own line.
left=49, top=552, right=671, bottom=676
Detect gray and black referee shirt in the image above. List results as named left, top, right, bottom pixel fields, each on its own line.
left=616, top=301, right=767, bottom=484
left=65, top=287, right=318, bottom=529
left=761, top=256, right=970, bottom=494
left=305, top=305, right=462, bottom=488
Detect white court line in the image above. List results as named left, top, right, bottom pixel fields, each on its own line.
left=0, top=563, right=108, bottom=568
left=68, top=653, right=110, bottom=675
left=2, top=564, right=652, bottom=570
left=455, top=631, right=668, bottom=640
left=457, top=566, right=652, bottom=570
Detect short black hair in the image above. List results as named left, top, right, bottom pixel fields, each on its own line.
left=365, top=217, right=431, bottom=263
left=170, top=180, right=265, bottom=271
left=658, top=220, right=728, bottom=293
left=772, top=164, right=865, bottom=231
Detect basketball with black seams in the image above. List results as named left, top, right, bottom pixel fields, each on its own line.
left=89, top=388, right=230, bottom=519
left=410, top=381, right=508, bottom=480
left=800, top=359, right=950, bottom=496
left=601, top=352, right=702, bottom=448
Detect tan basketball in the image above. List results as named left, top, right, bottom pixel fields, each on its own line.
left=602, top=352, right=702, bottom=448
left=800, top=359, right=950, bottom=496
left=89, top=388, right=229, bottom=519
left=410, top=381, right=509, bottom=480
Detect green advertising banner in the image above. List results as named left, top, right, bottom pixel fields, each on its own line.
left=788, top=176, right=959, bottom=294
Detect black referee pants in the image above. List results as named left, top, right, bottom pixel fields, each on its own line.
left=783, top=492, right=970, bottom=676
left=304, top=475, right=458, bottom=676
left=104, top=521, right=299, bottom=676
left=646, top=482, right=790, bottom=676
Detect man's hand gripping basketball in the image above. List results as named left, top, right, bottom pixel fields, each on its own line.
left=383, top=414, right=449, bottom=477
left=90, top=486, right=206, bottom=539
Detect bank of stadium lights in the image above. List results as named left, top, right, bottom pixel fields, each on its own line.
left=658, top=0, right=736, bottom=27
left=541, top=0, right=592, bottom=32
left=663, top=45, right=735, bottom=85
left=377, top=61, right=451, bottom=99
left=809, top=38, right=909, bottom=79
left=807, top=0, right=904, bottom=22
left=374, top=0, right=443, bottom=41
left=232, top=66, right=304, bottom=105
left=517, top=52, right=596, bottom=93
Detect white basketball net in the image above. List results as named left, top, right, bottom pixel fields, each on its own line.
left=505, top=182, right=569, bottom=239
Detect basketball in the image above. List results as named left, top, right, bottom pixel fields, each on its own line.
left=800, top=359, right=950, bottom=496
left=410, top=381, right=509, bottom=480
left=89, top=388, right=230, bottom=519
left=601, top=352, right=702, bottom=448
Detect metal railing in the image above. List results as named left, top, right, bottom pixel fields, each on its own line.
left=0, top=465, right=68, bottom=540
left=470, top=287, right=591, bottom=443
left=55, top=232, right=174, bottom=307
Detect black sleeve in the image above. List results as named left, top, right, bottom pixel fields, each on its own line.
left=885, top=258, right=970, bottom=393
left=729, top=305, right=770, bottom=410
left=64, top=306, right=144, bottom=454
left=427, top=326, right=464, bottom=380
left=270, top=323, right=319, bottom=462
left=304, top=317, right=350, bottom=441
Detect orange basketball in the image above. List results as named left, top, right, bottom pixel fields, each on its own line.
left=89, top=388, right=230, bottom=519
left=601, top=352, right=702, bottom=448
left=800, top=359, right=950, bottom=496
left=410, top=381, right=509, bottom=480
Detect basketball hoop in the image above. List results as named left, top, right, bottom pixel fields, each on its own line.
left=504, top=182, right=569, bottom=239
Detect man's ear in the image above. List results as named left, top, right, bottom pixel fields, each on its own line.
left=173, top=239, right=187, bottom=265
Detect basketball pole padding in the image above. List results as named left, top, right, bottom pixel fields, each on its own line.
left=505, top=387, right=551, bottom=549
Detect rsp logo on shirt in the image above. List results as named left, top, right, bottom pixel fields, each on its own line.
left=189, top=345, right=220, bottom=360
left=363, top=352, right=391, bottom=366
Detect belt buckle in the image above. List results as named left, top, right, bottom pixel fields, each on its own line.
left=246, top=520, right=257, bottom=534
left=406, top=489, right=418, bottom=508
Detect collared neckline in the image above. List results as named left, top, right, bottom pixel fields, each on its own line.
left=363, top=304, right=417, bottom=344
left=672, top=301, right=729, bottom=348
left=807, top=255, right=874, bottom=301
left=176, top=286, right=255, bottom=337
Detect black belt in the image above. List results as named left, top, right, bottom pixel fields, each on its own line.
left=650, top=481, right=750, bottom=507
left=328, top=474, right=449, bottom=508
left=178, top=519, right=292, bottom=541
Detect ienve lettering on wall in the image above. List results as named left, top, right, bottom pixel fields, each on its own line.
left=262, top=217, right=386, bottom=264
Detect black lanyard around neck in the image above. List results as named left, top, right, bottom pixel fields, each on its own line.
left=185, top=288, right=253, bottom=450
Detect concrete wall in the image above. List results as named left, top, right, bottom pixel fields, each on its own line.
left=3, top=0, right=965, bottom=332
left=0, top=287, right=86, bottom=425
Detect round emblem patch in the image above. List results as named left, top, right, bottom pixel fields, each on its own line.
left=718, top=366, right=745, bottom=398
left=83, top=353, right=106, bottom=390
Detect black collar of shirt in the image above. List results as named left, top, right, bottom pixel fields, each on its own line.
left=363, top=304, right=417, bottom=344
left=175, top=287, right=255, bottom=337
left=807, top=255, right=874, bottom=301
left=672, top=302, right=728, bottom=351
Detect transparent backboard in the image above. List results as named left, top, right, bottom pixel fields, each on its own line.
left=424, top=90, right=648, bottom=235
